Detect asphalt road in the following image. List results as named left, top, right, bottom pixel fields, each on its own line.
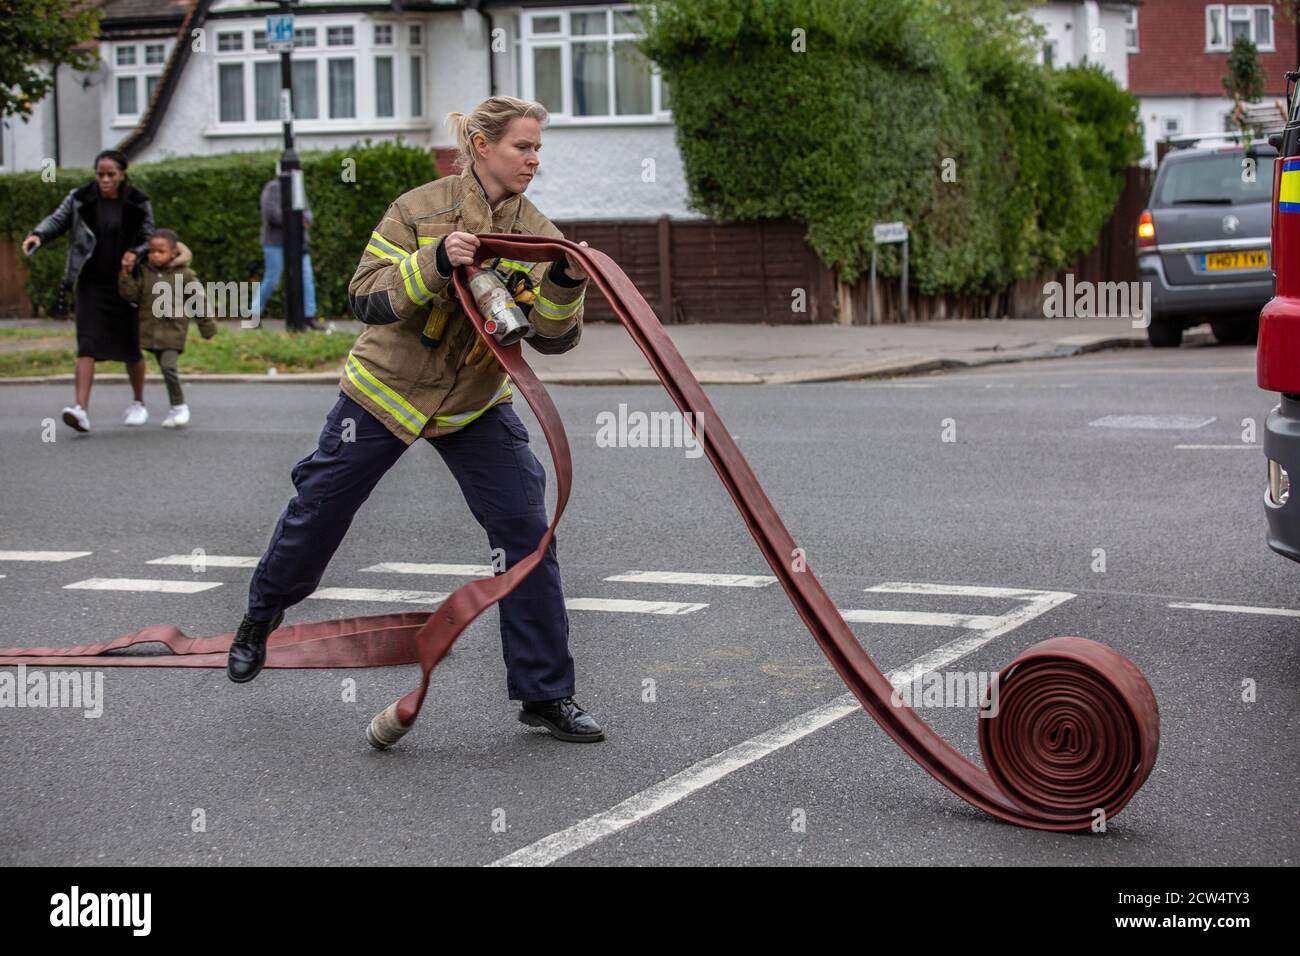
left=0, top=343, right=1296, bottom=865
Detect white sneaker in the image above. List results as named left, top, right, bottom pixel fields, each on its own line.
left=61, top=405, right=90, bottom=433
left=124, top=401, right=148, bottom=426
left=162, top=404, right=190, bottom=429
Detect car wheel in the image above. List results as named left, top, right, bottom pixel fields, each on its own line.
left=1147, top=316, right=1182, bottom=348
left=1210, top=317, right=1259, bottom=345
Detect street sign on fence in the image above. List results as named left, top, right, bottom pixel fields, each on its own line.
left=869, top=221, right=909, bottom=323
left=873, top=221, right=907, bottom=244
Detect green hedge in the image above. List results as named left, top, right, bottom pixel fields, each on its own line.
left=638, top=0, right=1144, bottom=294
left=0, top=140, right=437, bottom=317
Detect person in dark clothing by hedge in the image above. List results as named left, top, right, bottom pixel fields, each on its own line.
left=256, top=172, right=321, bottom=332
left=22, top=149, right=155, bottom=433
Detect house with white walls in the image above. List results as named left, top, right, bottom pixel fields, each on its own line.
left=1, top=0, right=693, bottom=220
left=6, top=1, right=1164, bottom=216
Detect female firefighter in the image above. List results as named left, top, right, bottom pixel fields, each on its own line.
left=228, top=96, right=603, bottom=743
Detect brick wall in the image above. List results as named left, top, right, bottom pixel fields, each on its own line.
left=1130, top=0, right=1296, bottom=96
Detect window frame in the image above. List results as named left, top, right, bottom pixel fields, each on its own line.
left=207, top=17, right=428, bottom=134
left=517, top=5, right=670, bottom=125
left=1124, top=8, right=1138, bottom=53
left=110, top=41, right=168, bottom=124
left=1207, top=4, right=1274, bottom=52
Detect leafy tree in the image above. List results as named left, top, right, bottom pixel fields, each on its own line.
left=0, top=0, right=101, bottom=120
left=1223, top=34, right=1266, bottom=137
left=636, top=0, right=1142, bottom=293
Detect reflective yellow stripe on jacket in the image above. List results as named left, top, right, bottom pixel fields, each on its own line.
left=344, top=353, right=428, bottom=436
left=435, top=376, right=513, bottom=428
left=533, top=291, right=584, bottom=322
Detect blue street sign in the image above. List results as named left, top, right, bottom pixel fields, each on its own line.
left=267, top=14, right=295, bottom=51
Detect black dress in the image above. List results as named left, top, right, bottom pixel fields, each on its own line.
left=75, top=195, right=142, bottom=362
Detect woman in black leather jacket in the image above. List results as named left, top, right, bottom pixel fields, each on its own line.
left=23, top=149, right=155, bottom=434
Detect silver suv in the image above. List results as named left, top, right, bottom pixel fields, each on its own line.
left=1137, top=137, right=1277, bottom=347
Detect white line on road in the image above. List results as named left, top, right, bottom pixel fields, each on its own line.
left=488, top=583, right=1073, bottom=867
left=864, top=582, right=1049, bottom=599
left=63, top=578, right=222, bottom=594
left=1089, top=415, right=1216, bottom=430
left=1174, top=444, right=1258, bottom=450
left=309, top=587, right=449, bottom=604
left=603, top=570, right=778, bottom=588
left=838, top=609, right=1002, bottom=629
left=307, top=589, right=707, bottom=616
left=146, top=555, right=260, bottom=567
left=1169, top=601, right=1300, bottom=618
left=360, top=562, right=494, bottom=577
left=0, top=550, right=92, bottom=562
left=566, top=598, right=709, bottom=616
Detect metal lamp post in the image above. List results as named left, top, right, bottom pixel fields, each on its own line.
left=265, top=0, right=306, bottom=331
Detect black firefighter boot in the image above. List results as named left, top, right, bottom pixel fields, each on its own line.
left=518, top=697, right=605, bottom=742
left=226, top=610, right=285, bottom=684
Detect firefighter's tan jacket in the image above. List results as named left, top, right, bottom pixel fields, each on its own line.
left=343, top=164, right=588, bottom=442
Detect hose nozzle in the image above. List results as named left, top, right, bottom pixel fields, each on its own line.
left=366, top=700, right=412, bottom=750
left=469, top=269, right=530, bottom=346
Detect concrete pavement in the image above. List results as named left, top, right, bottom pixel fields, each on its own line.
left=0, top=316, right=1182, bottom=386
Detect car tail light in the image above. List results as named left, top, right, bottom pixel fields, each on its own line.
left=1137, top=210, right=1156, bottom=251
left=1269, top=460, right=1290, bottom=506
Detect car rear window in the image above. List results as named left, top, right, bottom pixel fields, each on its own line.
left=1152, top=153, right=1275, bottom=206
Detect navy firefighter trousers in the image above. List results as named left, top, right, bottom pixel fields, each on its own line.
left=246, top=391, right=575, bottom=701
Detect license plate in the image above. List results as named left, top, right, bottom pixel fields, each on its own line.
left=1201, top=250, right=1268, bottom=271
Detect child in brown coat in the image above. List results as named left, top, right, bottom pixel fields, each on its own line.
left=118, top=228, right=217, bottom=427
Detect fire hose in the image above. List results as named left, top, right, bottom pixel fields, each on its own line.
left=0, top=235, right=1159, bottom=832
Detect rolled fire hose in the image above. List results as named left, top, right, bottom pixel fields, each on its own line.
left=0, top=235, right=1159, bottom=832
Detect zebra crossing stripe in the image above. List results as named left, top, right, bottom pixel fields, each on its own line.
left=147, top=555, right=261, bottom=568
left=838, top=609, right=1003, bottom=629
left=566, top=598, right=707, bottom=615
left=0, top=551, right=92, bottom=562
left=360, top=563, right=494, bottom=577
left=603, top=571, right=777, bottom=588
left=63, top=578, right=222, bottom=594
left=308, top=588, right=449, bottom=604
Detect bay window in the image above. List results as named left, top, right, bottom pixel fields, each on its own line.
left=212, top=18, right=426, bottom=128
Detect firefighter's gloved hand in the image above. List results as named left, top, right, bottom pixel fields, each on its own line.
left=501, top=268, right=537, bottom=315
left=461, top=334, right=503, bottom=375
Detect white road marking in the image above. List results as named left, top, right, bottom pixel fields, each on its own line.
left=603, top=570, right=778, bottom=588
left=1169, top=601, right=1300, bottom=619
left=865, top=582, right=1050, bottom=599
left=360, top=562, right=494, bottom=577
left=1174, top=444, right=1258, bottom=450
left=308, top=589, right=707, bottom=616
left=309, top=587, right=449, bottom=604
left=489, top=582, right=1073, bottom=867
left=63, top=578, right=222, bottom=594
left=838, top=609, right=1002, bottom=629
left=1088, top=414, right=1216, bottom=429
left=146, top=555, right=260, bottom=567
left=0, top=550, right=92, bottom=562
left=566, top=598, right=708, bottom=616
